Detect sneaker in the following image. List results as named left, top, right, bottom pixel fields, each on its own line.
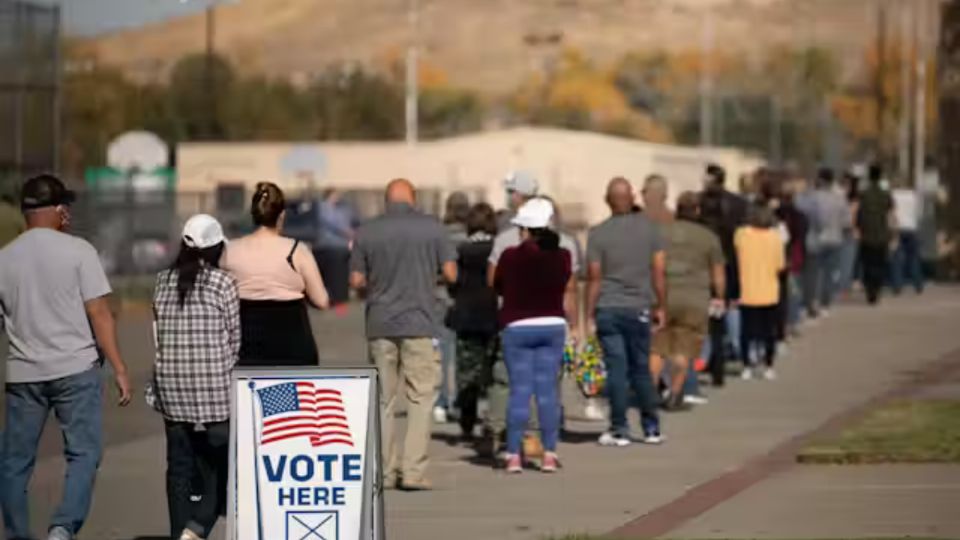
left=432, top=406, right=448, bottom=424
left=683, top=394, right=709, bottom=406
left=505, top=453, right=523, bottom=474
left=541, top=452, right=560, bottom=473
left=598, top=431, right=632, bottom=447
left=178, top=529, right=202, bottom=540
left=763, top=368, right=778, bottom=381
left=399, top=478, right=433, bottom=491
left=641, top=432, right=664, bottom=445
left=741, top=367, right=754, bottom=381
left=48, top=527, right=72, bottom=540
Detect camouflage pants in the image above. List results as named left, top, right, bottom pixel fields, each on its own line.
left=455, top=332, right=497, bottom=435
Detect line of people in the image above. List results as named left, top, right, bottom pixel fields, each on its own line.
left=0, top=177, right=333, bottom=540
left=0, top=161, right=923, bottom=539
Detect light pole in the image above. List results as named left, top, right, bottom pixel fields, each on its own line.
left=405, top=0, right=419, bottom=147
left=699, top=6, right=715, bottom=147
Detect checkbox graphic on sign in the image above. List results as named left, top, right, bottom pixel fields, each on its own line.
left=286, top=510, right=338, bottom=540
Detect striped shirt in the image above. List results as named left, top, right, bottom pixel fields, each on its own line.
left=148, top=266, right=240, bottom=424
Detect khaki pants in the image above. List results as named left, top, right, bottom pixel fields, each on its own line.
left=370, top=337, right=440, bottom=484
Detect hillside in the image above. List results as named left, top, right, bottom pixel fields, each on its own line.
left=74, top=0, right=880, bottom=93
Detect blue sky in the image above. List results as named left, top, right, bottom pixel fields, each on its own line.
left=37, top=0, right=226, bottom=36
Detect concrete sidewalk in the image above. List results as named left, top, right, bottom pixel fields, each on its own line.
left=7, top=287, right=960, bottom=539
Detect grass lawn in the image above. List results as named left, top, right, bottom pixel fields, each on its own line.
left=797, top=399, right=960, bottom=464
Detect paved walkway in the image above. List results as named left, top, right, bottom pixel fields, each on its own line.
left=4, top=287, right=960, bottom=539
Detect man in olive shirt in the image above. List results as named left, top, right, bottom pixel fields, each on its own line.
left=644, top=182, right=726, bottom=408
left=349, top=178, right=457, bottom=491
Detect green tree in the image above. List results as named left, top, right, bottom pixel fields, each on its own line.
left=62, top=66, right=137, bottom=177
left=226, top=77, right=317, bottom=140
left=419, top=87, right=484, bottom=139
left=168, top=53, right=236, bottom=140
left=311, top=66, right=404, bottom=140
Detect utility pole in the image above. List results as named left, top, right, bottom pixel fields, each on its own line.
left=876, top=0, right=888, bottom=163
left=899, top=0, right=913, bottom=182
left=699, top=7, right=715, bottom=147
left=405, top=0, right=419, bottom=147
left=204, top=4, right=217, bottom=139
left=913, top=0, right=928, bottom=187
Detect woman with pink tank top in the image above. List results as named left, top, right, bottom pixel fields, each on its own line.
left=222, top=182, right=330, bottom=366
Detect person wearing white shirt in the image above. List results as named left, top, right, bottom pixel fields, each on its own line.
left=890, top=186, right=924, bottom=295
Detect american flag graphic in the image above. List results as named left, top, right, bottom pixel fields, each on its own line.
left=256, top=382, right=354, bottom=447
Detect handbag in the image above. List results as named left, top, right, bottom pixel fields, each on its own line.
left=565, top=336, right=607, bottom=398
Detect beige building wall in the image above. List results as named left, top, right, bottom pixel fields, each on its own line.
left=176, top=127, right=763, bottom=228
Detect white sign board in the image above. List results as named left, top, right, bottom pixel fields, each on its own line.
left=229, top=368, right=384, bottom=540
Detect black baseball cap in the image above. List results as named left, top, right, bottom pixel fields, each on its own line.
left=20, top=174, right=76, bottom=211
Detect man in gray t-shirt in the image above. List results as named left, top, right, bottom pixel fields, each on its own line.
left=349, top=179, right=456, bottom=490
left=0, top=174, right=131, bottom=540
left=585, top=177, right=666, bottom=446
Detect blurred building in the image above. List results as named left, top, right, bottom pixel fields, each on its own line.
left=0, top=0, right=60, bottom=192
left=177, top=127, right=764, bottom=230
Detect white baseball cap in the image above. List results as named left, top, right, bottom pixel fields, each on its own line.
left=504, top=170, right=539, bottom=197
left=182, top=214, right=227, bottom=249
left=511, top=197, right=555, bottom=229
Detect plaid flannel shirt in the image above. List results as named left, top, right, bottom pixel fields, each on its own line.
left=148, top=267, right=240, bottom=424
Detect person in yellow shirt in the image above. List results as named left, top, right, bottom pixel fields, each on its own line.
left=735, top=204, right=785, bottom=381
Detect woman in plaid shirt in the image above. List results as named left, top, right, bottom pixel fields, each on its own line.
left=149, top=214, right=239, bottom=540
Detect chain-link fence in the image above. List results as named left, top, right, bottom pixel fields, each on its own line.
left=70, top=186, right=472, bottom=277
left=0, top=0, right=60, bottom=195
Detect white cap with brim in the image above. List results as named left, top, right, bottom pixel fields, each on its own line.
left=504, top=170, right=539, bottom=197
left=182, top=214, right=227, bottom=249
left=511, top=197, right=554, bottom=229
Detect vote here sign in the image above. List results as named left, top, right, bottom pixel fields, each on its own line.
left=229, top=370, right=382, bottom=540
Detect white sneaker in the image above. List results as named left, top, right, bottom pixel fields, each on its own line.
left=598, top=432, right=632, bottom=447
left=178, top=529, right=203, bottom=540
left=47, top=527, right=72, bottom=540
left=432, top=406, right=448, bottom=424
left=683, top=394, right=709, bottom=406
left=741, top=367, right=754, bottom=381
left=641, top=433, right=664, bottom=445
left=763, top=368, right=778, bottom=381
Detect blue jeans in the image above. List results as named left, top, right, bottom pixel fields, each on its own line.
left=435, top=325, right=457, bottom=410
left=595, top=308, right=660, bottom=437
left=501, top=324, right=565, bottom=454
left=2, top=367, right=103, bottom=539
left=817, top=244, right=843, bottom=309
left=837, top=236, right=859, bottom=293
left=891, top=231, right=924, bottom=294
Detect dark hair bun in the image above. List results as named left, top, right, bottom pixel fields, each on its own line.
left=251, top=182, right=285, bottom=227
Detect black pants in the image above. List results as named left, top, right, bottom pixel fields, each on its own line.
left=740, top=305, right=778, bottom=368
left=775, top=272, right=789, bottom=342
left=315, top=247, right=351, bottom=305
left=860, top=243, right=889, bottom=304
left=166, top=421, right=229, bottom=539
left=707, top=315, right=727, bottom=386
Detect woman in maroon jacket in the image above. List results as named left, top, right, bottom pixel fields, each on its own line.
left=494, top=198, right=571, bottom=474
